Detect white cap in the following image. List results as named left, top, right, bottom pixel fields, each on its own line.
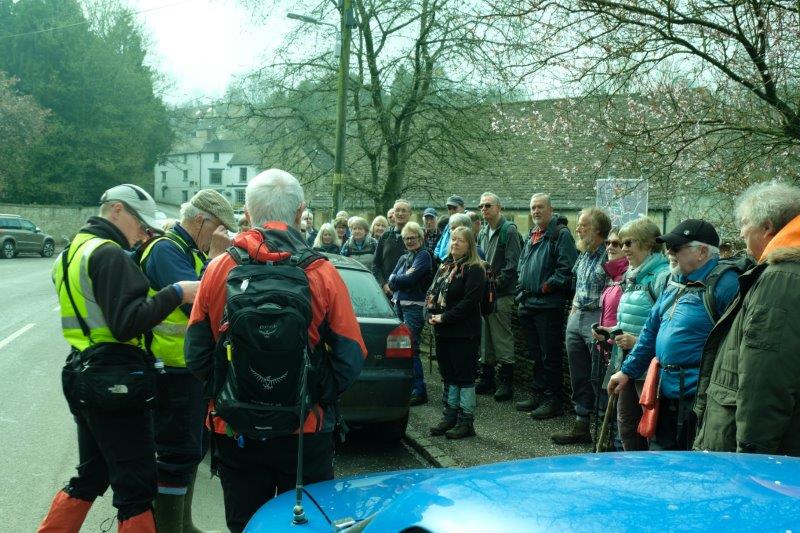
left=100, top=184, right=160, bottom=231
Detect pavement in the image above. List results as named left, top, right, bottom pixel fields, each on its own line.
left=404, top=360, right=594, bottom=468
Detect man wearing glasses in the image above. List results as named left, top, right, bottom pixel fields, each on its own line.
left=41, top=184, right=198, bottom=532
left=608, top=219, right=739, bottom=450
left=476, top=193, right=522, bottom=401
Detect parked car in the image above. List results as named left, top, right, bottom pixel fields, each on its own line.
left=246, top=451, right=800, bottom=532
left=325, top=253, right=413, bottom=442
left=0, top=214, right=55, bottom=259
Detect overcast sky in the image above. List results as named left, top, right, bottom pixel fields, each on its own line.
left=125, top=0, right=292, bottom=105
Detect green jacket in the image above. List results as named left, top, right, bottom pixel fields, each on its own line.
left=694, top=246, right=800, bottom=456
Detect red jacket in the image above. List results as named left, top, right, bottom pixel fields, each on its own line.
left=185, top=222, right=367, bottom=435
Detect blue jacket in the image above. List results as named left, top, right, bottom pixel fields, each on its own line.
left=621, top=257, right=739, bottom=399
left=434, top=224, right=451, bottom=261
left=616, top=254, right=670, bottom=336
left=388, top=249, right=433, bottom=305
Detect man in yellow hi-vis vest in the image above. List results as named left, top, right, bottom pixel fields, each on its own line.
left=137, top=189, right=235, bottom=532
left=39, top=184, right=198, bottom=533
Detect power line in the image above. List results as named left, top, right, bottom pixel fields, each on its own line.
left=0, top=0, right=193, bottom=42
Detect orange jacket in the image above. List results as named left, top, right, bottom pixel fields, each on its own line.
left=185, top=222, right=367, bottom=435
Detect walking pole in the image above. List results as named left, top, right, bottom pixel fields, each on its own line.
left=595, top=393, right=618, bottom=453
left=292, top=352, right=310, bottom=525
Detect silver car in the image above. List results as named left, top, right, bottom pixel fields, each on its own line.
left=0, top=214, right=55, bottom=259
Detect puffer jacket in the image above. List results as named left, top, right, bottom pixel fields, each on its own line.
left=694, top=215, right=800, bottom=456
left=517, top=217, right=577, bottom=309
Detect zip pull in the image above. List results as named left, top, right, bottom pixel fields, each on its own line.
left=240, top=278, right=250, bottom=291
left=226, top=341, right=233, bottom=362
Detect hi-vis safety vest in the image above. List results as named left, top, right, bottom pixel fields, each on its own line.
left=139, top=231, right=205, bottom=367
left=54, top=233, right=140, bottom=352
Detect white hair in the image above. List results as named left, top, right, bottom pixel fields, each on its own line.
left=449, top=213, right=471, bottom=229
left=687, top=240, right=720, bottom=257
left=179, top=202, right=210, bottom=222
left=245, top=169, right=304, bottom=226
left=735, top=181, right=800, bottom=231
left=530, top=193, right=552, bottom=207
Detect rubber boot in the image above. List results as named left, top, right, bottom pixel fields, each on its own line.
left=154, top=493, right=185, bottom=533
left=118, top=509, right=156, bottom=533
left=551, top=417, right=592, bottom=445
left=184, top=469, right=220, bottom=533
left=445, top=415, right=476, bottom=440
left=475, top=364, right=496, bottom=395
left=38, top=490, right=93, bottom=532
left=493, top=363, right=514, bottom=402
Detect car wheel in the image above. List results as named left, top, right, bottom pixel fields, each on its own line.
left=1, top=240, right=15, bottom=259
left=372, top=413, right=409, bottom=443
left=41, top=241, right=55, bottom=258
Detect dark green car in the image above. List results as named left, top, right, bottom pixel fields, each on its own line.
left=0, top=214, right=55, bottom=259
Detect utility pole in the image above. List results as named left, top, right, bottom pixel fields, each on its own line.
left=332, top=0, right=355, bottom=214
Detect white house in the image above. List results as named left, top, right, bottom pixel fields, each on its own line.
left=154, top=129, right=261, bottom=207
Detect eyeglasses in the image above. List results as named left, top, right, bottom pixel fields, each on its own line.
left=123, top=204, right=148, bottom=233
left=668, top=243, right=698, bottom=254
left=403, top=236, right=419, bottom=242
left=621, top=239, right=638, bottom=248
left=604, top=240, right=621, bottom=248
left=478, top=203, right=494, bottom=210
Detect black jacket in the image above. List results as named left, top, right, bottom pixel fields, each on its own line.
left=76, top=216, right=182, bottom=342
left=431, top=263, right=486, bottom=338
left=372, top=226, right=406, bottom=286
left=478, top=216, right=522, bottom=297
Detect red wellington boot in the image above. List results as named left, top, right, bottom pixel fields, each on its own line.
left=38, top=490, right=93, bottom=533
left=118, top=509, right=156, bottom=533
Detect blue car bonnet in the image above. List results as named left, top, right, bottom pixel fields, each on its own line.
left=246, top=452, right=800, bottom=532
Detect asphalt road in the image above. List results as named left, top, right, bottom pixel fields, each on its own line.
left=0, top=254, right=429, bottom=531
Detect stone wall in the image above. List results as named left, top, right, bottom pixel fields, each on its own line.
left=0, top=204, right=95, bottom=245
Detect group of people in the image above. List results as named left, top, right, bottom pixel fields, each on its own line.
left=39, top=175, right=800, bottom=533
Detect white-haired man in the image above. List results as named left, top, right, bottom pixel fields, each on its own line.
left=184, top=169, right=366, bottom=532
left=608, top=219, right=740, bottom=450
left=694, top=182, right=800, bottom=457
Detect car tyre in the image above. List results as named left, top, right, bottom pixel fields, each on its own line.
left=41, top=241, right=55, bottom=258
left=372, top=413, right=409, bottom=443
left=1, top=240, right=15, bottom=259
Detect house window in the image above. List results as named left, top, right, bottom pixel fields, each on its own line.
left=239, top=167, right=247, bottom=182
left=183, top=170, right=188, bottom=182
left=209, top=169, right=223, bottom=184
left=183, top=154, right=187, bottom=164
left=161, top=170, right=167, bottom=182
left=236, top=189, right=245, bottom=204
left=182, top=190, right=188, bottom=202
left=213, top=152, right=220, bottom=162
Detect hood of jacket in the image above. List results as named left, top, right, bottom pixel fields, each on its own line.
left=762, top=213, right=800, bottom=265
left=603, top=256, right=628, bottom=280
left=232, top=222, right=324, bottom=272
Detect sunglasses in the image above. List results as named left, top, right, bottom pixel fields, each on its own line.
left=478, top=203, right=495, bottom=210
left=668, top=243, right=698, bottom=253
left=620, top=239, right=638, bottom=248
left=604, top=240, right=621, bottom=248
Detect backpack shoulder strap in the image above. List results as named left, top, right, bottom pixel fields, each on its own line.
left=647, top=269, right=671, bottom=304
left=702, top=256, right=752, bottom=322
left=227, top=246, right=251, bottom=265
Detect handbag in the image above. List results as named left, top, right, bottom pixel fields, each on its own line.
left=59, top=244, right=158, bottom=412
left=637, top=357, right=661, bottom=438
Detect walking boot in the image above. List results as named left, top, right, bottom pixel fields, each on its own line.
left=551, top=417, right=592, bottom=445
left=475, top=364, right=496, bottom=395
left=38, top=490, right=93, bottom=532
left=118, top=509, right=156, bottom=533
left=409, top=392, right=428, bottom=406
left=154, top=492, right=185, bottom=533
left=515, top=392, right=543, bottom=412
left=430, top=414, right=458, bottom=436
left=528, top=396, right=563, bottom=420
left=445, top=417, right=476, bottom=440
left=493, top=363, right=514, bottom=402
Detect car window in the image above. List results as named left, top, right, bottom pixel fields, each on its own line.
left=4, top=219, right=21, bottom=229
left=337, top=268, right=396, bottom=319
left=20, top=220, right=36, bottom=231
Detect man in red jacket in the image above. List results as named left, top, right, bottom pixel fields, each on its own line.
left=184, top=168, right=366, bottom=533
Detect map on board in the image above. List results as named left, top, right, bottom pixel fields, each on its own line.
left=596, top=179, right=649, bottom=227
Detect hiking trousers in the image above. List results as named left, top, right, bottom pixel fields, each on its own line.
left=65, top=407, right=156, bottom=520
left=214, top=432, right=335, bottom=533
left=518, top=307, right=566, bottom=399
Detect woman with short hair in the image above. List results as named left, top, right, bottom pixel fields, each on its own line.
left=312, top=222, right=341, bottom=254
left=341, top=217, right=378, bottom=270
left=388, top=221, right=433, bottom=406
left=426, top=226, right=486, bottom=439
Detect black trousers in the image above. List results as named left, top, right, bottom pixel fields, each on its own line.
left=518, top=307, right=566, bottom=400
left=436, top=334, right=480, bottom=386
left=650, top=397, right=698, bottom=451
left=214, top=432, right=335, bottom=533
left=154, top=369, right=206, bottom=488
left=66, top=408, right=156, bottom=520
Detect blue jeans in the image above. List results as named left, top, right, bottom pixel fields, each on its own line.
left=397, top=304, right=426, bottom=396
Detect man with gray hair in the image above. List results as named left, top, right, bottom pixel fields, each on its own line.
left=476, top=193, right=522, bottom=401
left=694, top=182, right=800, bottom=457
left=135, top=189, right=235, bottom=531
left=184, top=169, right=366, bottom=531
left=608, top=219, right=740, bottom=450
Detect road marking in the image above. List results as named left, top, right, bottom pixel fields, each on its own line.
left=0, top=323, right=36, bottom=350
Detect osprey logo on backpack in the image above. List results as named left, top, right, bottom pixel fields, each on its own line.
left=257, top=323, right=279, bottom=338
left=250, top=367, right=288, bottom=391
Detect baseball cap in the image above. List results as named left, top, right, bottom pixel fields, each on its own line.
left=657, top=219, right=720, bottom=249
left=189, top=189, right=237, bottom=231
left=423, top=207, right=438, bottom=218
left=100, top=184, right=160, bottom=232
left=446, top=195, right=465, bottom=207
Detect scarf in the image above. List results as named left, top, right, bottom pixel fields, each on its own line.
left=427, top=256, right=467, bottom=310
